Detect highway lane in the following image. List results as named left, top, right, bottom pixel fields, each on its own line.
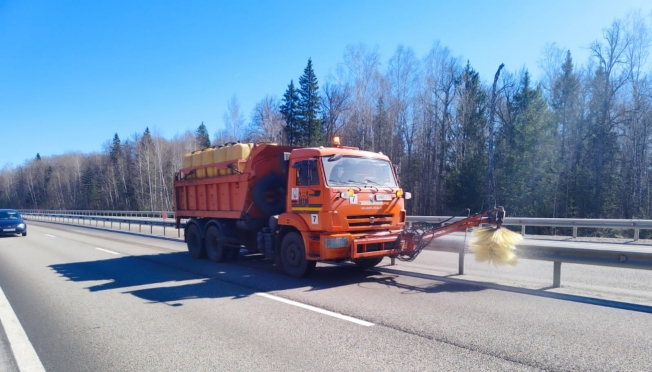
left=1, top=221, right=652, bottom=371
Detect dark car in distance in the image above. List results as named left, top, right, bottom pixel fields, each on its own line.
left=0, top=209, right=27, bottom=237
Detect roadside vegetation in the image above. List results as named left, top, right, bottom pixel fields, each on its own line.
left=1, top=13, right=651, bottom=220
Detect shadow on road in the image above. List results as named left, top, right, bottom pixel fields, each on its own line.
left=49, top=248, right=487, bottom=307
left=49, top=248, right=652, bottom=313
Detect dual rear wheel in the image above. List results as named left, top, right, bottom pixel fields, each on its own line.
left=205, top=225, right=239, bottom=262
left=186, top=224, right=238, bottom=262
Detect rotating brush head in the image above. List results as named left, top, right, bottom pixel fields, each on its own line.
left=469, top=227, right=522, bottom=266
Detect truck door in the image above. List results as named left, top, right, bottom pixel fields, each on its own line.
left=290, top=159, right=323, bottom=227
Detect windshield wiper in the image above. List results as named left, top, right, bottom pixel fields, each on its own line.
left=364, top=178, right=384, bottom=186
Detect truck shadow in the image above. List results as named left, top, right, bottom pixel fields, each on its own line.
left=49, top=250, right=485, bottom=307
left=49, top=250, right=652, bottom=313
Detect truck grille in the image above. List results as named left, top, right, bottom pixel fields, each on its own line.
left=347, top=214, right=394, bottom=228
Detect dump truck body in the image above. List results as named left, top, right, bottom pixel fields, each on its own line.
left=173, top=142, right=409, bottom=276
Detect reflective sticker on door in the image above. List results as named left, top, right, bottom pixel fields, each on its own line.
left=291, top=187, right=299, bottom=201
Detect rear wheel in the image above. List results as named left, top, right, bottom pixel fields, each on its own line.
left=205, top=226, right=227, bottom=262
left=354, top=257, right=384, bottom=270
left=281, top=232, right=315, bottom=277
left=186, top=224, right=204, bottom=259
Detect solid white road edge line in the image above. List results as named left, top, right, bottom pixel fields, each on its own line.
left=0, top=285, right=46, bottom=372
left=255, top=292, right=374, bottom=327
left=95, top=248, right=120, bottom=255
left=44, top=234, right=55, bottom=238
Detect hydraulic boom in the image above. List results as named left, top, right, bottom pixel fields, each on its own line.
left=398, top=207, right=506, bottom=261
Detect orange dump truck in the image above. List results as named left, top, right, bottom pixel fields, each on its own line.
left=173, top=141, right=411, bottom=277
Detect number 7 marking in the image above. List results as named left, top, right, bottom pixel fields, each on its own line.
left=311, top=214, right=318, bottom=224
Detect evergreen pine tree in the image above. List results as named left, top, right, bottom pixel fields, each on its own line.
left=446, top=62, right=488, bottom=211
left=196, top=122, right=211, bottom=148
left=494, top=71, right=555, bottom=216
left=298, top=58, right=322, bottom=146
left=280, top=80, right=300, bottom=145
left=110, top=133, right=122, bottom=164
left=550, top=51, right=581, bottom=217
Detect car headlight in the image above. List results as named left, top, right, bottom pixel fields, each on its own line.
left=325, top=237, right=349, bottom=249
left=18, top=223, right=25, bottom=228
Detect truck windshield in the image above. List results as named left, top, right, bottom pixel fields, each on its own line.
left=322, top=156, right=398, bottom=188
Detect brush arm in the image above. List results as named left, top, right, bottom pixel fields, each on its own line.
left=397, top=207, right=505, bottom=261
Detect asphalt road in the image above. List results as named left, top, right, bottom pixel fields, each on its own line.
left=1, top=221, right=652, bottom=371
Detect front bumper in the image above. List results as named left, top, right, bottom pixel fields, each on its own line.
left=0, top=224, right=26, bottom=235
left=310, top=231, right=404, bottom=261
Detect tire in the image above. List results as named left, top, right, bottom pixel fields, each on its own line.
left=281, top=232, right=315, bottom=277
left=354, top=257, right=384, bottom=270
left=21, top=232, right=27, bottom=237
left=253, top=175, right=286, bottom=216
left=205, top=225, right=227, bottom=263
left=186, top=224, right=205, bottom=259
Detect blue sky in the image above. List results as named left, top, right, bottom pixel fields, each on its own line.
left=1, top=0, right=651, bottom=168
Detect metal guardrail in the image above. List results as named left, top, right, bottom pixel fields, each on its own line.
left=22, top=212, right=183, bottom=237
left=20, top=209, right=174, bottom=219
left=406, top=216, right=652, bottom=288
left=20, top=211, right=652, bottom=288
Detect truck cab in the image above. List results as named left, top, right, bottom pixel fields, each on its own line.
left=274, top=146, right=409, bottom=276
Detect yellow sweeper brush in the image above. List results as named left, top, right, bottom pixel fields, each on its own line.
left=470, top=226, right=522, bottom=266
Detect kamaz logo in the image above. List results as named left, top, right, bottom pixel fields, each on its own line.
left=369, top=217, right=375, bottom=224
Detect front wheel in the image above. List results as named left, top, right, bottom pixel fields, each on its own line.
left=281, top=232, right=315, bottom=277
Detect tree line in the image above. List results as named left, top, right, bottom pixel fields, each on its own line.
left=2, top=13, right=651, bottom=223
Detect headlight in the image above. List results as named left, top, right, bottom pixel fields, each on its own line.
left=17, top=223, right=25, bottom=228
left=325, top=237, right=349, bottom=249
left=339, top=189, right=355, bottom=199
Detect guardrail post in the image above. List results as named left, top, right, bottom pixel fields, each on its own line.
left=521, top=225, right=525, bottom=236
left=634, top=228, right=640, bottom=242
left=573, top=227, right=577, bottom=238
left=458, top=233, right=466, bottom=275
left=553, top=261, right=562, bottom=288
left=150, top=225, right=153, bottom=234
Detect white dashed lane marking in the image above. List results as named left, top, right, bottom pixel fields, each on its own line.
left=95, top=248, right=120, bottom=255
left=255, top=292, right=374, bottom=327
